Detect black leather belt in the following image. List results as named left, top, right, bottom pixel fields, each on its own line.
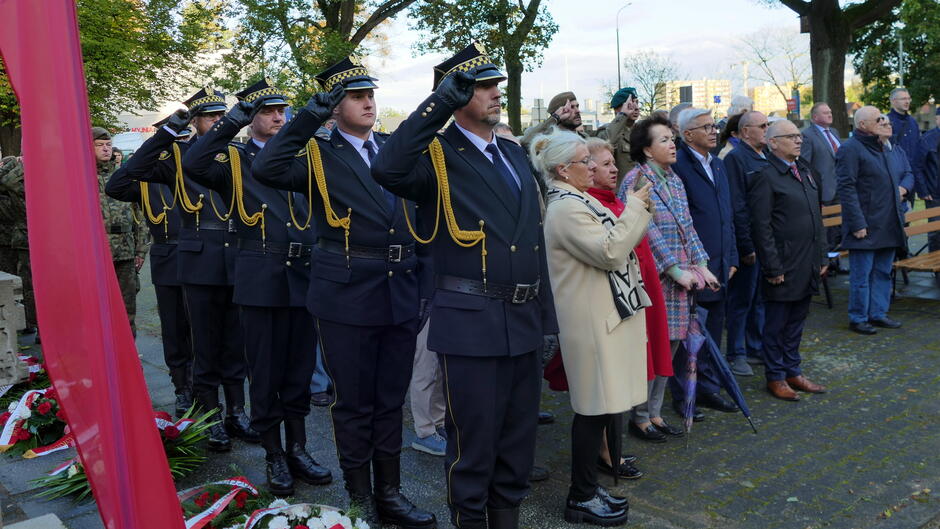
left=107, top=224, right=132, bottom=234
left=238, top=238, right=313, bottom=257
left=152, top=235, right=178, bottom=244
left=181, top=217, right=237, bottom=232
left=318, top=239, right=415, bottom=263
left=436, top=275, right=540, bottom=304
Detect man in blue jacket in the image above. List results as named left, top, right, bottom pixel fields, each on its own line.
left=888, top=88, right=920, bottom=185
left=913, top=108, right=940, bottom=252
left=670, top=107, right=739, bottom=417
left=837, top=106, right=913, bottom=335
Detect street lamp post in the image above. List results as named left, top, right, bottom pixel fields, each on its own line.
left=616, top=3, right=632, bottom=89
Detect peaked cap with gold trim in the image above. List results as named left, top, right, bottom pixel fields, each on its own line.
left=432, top=41, right=506, bottom=91
left=183, top=87, right=227, bottom=115
left=315, top=55, right=378, bottom=92
left=235, top=78, right=288, bottom=107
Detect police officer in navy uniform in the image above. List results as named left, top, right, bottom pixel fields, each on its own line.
left=251, top=58, right=435, bottom=528
left=106, top=115, right=193, bottom=417
left=111, top=88, right=258, bottom=451
left=372, top=43, right=558, bottom=529
left=181, top=78, right=332, bottom=497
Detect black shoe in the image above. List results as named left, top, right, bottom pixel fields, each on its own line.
left=596, top=457, right=643, bottom=480
left=595, top=486, right=628, bottom=510
left=261, top=426, right=294, bottom=496
left=373, top=456, right=437, bottom=528
left=343, top=464, right=379, bottom=525
left=697, top=392, right=737, bottom=413
left=622, top=454, right=637, bottom=464
left=538, top=410, right=555, bottom=425
left=284, top=418, right=332, bottom=485
left=870, top=317, right=901, bottom=329
left=206, top=418, right=232, bottom=452
left=671, top=400, right=704, bottom=422
left=651, top=420, right=684, bottom=437
left=487, top=506, right=519, bottom=529
left=529, top=464, right=550, bottom=482
left=564, top=493, right=628, bottom=526
left=224, top=407, right=261, bottom=443
left=310, top=391, right=333, bottom=407
left=628, top=421, right=666, bottom=443
left=850, top=321, right=878, bottom=335
left=175, top=390, right=193, bottom=418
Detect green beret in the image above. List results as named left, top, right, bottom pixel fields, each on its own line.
left=91, top=127, right=111, bottom=141
left=610, top=87, right=638, bottom=110
left=548, top=91, right=576, bottom=115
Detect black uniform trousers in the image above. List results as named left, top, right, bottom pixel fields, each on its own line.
left=182, top=283, right=247, bottom=396
left=316, top=317, right=418, bottom=471
left=439, top=350, right=540, bottom=528
left=154, top=284, right=192, bottom=389
left=241, top=305, right=317, bottom=433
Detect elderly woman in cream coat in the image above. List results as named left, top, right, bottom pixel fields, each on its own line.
left=533, top=129, right=652, bottom=527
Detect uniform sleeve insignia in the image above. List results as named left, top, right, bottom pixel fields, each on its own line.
left=295, top=147, right=308, bottom=157
left=214, top=152, right=229, bottom=163
left=158, top=150, right=171, bottom=160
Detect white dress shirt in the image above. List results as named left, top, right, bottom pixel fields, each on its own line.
left=454, top=122, right=521, bottom=189
left=689, top=146, right=715, bottom=183
left=337, top=128, right=378, bottom=167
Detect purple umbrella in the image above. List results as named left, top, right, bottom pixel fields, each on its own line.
left=680, top=310, right=706, bottom=435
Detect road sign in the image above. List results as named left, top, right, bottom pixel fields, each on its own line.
left=714, top=95, right=721, bottom=104
left=787, top=98, right=797, bottom=112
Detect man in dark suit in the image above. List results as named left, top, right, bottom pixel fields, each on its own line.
left=748, top=119, right=828, bottom=401
left=372, top=43, right=558, bottom=529
left=723, top=111, right=770, bottom=377
left=801, top=102, right=842, bottom=256
left=913, top=109, right=940, bottom=253
left=182, top=79, right=332, bottom=497
left=670, top=107, right=739, bottom=416
left=105, top=115, right=193, bottom=417
left=108, top=89, right=256, bottom=451
left=250, top=59, right=435, bottom=527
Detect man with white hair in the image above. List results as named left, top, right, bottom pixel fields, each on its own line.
left=748, top=119, right=828, bottom=401
left=837, top=106, right=912, bottom=335
left=669, top=107, right=739, bottom=417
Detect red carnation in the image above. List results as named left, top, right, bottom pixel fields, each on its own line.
left=44, top=388, right=58, bottom=401
left=0, top=412, right=10, bottom=425
left=235, top=490, right=248, bottom=509
left=194, top=491, right=210, bottom=508
left=212, top=492, right=220, bottom=502
left=154, top=411, right=172, bottom=422
left=162, top=425, right=181, bottom=440
left=294, top=525, right=310, bottom=529
left=56, top=408, right=67, bottom=421
left=16, top=429, right=31, bottom=441
left=28, top=372, right=36, bottom=382
left=37, top=401, right=52, bottom=415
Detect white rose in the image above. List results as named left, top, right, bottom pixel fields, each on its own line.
left=7, top=402, right=16, bottom=413
left=286, top=504, right=311, bottom=520
left=354, top=518, right=370, bottom=529
left=305, top=519, right=328, bottom=529
left=268, top=499, right=290, bottom=509
left=320, top=511, right=342, bottom=526
left=20, top=409, right=30, bottom=420
left=267, top=515, right=290, bottom=529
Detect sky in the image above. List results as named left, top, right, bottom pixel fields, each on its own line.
left=366, top=0, right=801, bottom=113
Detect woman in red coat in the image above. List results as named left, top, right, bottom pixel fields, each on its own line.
left=586, top=138, right=674, bottom=477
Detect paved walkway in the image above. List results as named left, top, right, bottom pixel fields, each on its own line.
left=2, top=267, right=940, bottom=529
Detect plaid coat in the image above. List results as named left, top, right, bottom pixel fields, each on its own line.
left=618, top=163, right=709, bottom=339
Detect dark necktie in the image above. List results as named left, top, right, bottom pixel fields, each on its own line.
left=789, top=163, right=802, bottom=182
left=484, top=143, right=520, bottom=200
left=824, top=128, right=839, bottom=154
left=364, top=140, right=396, bottom=211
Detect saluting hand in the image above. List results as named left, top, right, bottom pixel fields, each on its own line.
left=435, top=69, right=477, bottom=110
left=226, top=101, right=255, bottom=129
left=305, top=92, right=336, bottom=121
left=166, top=109, right=192, bottom=134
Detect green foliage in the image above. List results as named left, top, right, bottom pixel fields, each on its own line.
left=850, top=0, right=939, bottom=108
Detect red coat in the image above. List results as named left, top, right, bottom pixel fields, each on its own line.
left=544, top=187, right=673, bottom=390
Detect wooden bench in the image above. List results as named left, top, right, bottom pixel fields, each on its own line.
left=894, top=206, right=940, bottom=276
left=818, top=204, right=845, bottom=308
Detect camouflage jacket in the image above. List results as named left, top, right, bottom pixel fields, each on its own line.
left=97, top=161, right=149, bottom=261
left=0, top=156, right=27, bottom=249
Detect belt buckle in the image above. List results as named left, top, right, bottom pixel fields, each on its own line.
left=288, top=242, right=303, bottom=258
left=388, top=244, right=403, bottom=263
left=512, top=284, right=530, bottom=304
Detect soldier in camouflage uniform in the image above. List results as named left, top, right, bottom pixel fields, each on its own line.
left=92, top=127, right=149, bottom=336
left=0, top=155, right=37, bottom=332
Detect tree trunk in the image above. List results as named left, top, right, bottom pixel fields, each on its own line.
left=809, top=1, right=853, bottom=136
left=504, top=53, right=524, bottom=135
left=0, top=124, right=20, bottom=156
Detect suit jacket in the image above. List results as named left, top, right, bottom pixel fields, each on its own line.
left=251, top=107, right=422, bottom=325
left=182, top=116, right=315, bottom=308
left=836, top=133, right=912, bottom=251
left=673, top=143, right=738, bottom=302
left=888, top=109, right=921, bottom=175
left=801, top=124, right=839, bottom=203
left=723, top=142, right=770, bottom=258
left=372, top=94, right=559, bottom=357
left=117, top=128, right=238, bottom=286
left=914, top=128, right=940, bottom=198
left=748, top=154, right=827, bottom=302
left=106, top=163, right=181, bottom=286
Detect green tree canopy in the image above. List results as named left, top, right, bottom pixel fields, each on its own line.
left=409, top=0, right=558, bottom=134
left=850, top=0, right=940, bottom=109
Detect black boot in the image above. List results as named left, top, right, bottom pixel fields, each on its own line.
left=170, top=367, right=193, bottom=417
left=222, top=384, right=261, bottom=443
left=261, top=426, right=294, bottom=497
left=284, top=418, right=332, bottom=485
left=344, top=464, right=378, bottom=525
left=487, top=506, right=520, bottom=529
left=373, top=456, right=437, bottom=528
left=196, top=391, right=231, bottom=452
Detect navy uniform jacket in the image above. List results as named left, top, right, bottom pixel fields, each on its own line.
left=723, top=142, right=770, bottom=258
left=182, top=116, right=314, bottom=309
left=673, top=142, right=738, bottom=302
left=372, top=93, right=559, bottom=358
left=117, top=128, right=238, bottom=286
left=251, top=107, right=421, bottom=326
left=105, top=164, right=181, bottom=286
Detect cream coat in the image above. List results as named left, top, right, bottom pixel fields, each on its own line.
left=544, top=182, right=652, bottom=416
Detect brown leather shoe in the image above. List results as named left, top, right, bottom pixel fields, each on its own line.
left=786, top=375, right=827, bottom=394
left=767, top=380, right=799, bottom=401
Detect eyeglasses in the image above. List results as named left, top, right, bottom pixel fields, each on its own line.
left=688, top=123, right=718, bottom=133
left=876, top=115, right=888, bottom=123
left=565, top=156, right=592, bottom=168
left=772, top=134, right=803, bottom=141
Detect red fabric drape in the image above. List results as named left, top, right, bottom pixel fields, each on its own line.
left=0, top=2, right=184, bottom=527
